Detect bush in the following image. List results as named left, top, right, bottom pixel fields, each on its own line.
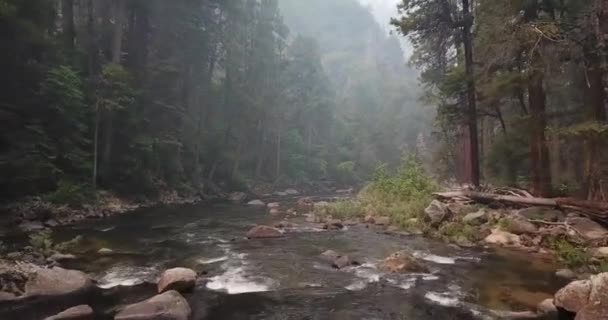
left=551, top=238, right=590, bottom=268
left=335, top=161, right=357, bottom=185
left=45, top=180, right=97, bottom=207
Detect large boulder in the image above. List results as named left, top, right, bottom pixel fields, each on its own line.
left=504, top=216, right=538, bottom=235
left=246, top=225, right=283, bottom=239
left=484, top=228, right=521, bottom=246
left=157, top=268, right=197, bottom=293
left=424, top=200, right=449, bottom=225
left=114, top=290, right=191, bottom=320
left=24, top=266, right=93, bottom=297
left=566, top=217, right=608, bottom=242
left=380, top=251, right=428, bottom=273
left=44, top=305, right=94, bottom=320
left=228, top=192, right=247, bottom=203
left=554, top=273, right=608, bottom=320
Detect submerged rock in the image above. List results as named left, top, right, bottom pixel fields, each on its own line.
left=157, top=268, right=197, bottom=293
left=246, top=225, right=283, bottom=239
left=247, top=200, right=265, bottom=206
left=114, top=290, right=191, bottom=320
left=332, top=255, right=352, bottom=269
left=381, top=251, right=428, bottom=273
left=44, top=305, right=93, bottom=320
left=424, top=200, right=449, bottom=225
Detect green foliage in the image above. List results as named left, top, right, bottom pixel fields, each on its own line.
left=369, top=156, right=438, bottom=202
left=29, top=230, right=82, bottom=256
left=551, top=238, right=591, bottom=268
left=335, top=161, right=357, bottom=184
left=45, top=180, right=97, bottom=207
left=485, top=129, right=529, bottom=187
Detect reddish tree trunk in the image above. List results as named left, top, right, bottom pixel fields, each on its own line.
left=528, top=71, right=552, bottom=197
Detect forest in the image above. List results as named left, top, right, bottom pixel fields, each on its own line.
left=0, top=0, right=426, bottom=203
left=1, top=1, right=608, bottom=320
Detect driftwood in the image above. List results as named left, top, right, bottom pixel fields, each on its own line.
left=433, top=191, right=608, bottom=223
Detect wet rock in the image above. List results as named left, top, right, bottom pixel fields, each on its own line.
left=323, top=219, right=344, bottom=230
left=462, top=209, right=488, bottom=225
left=19, top=221, right=45, bottom=232
left=555, top=279, right=592, bottom=313
left=374, top=216, right=390, bottom=226
left=537, top=298, right=557, bottom=316
left=246, top=225, right=283, bottom=239
left=320, top=250, right=340, bottom=262
left=286, top=208, right=297, bottom=216
left=424, top=200, right=449, bottom=225
left=381, top=251, right=428, bottom=273
left=576, top=304, right=608, bottom=320
left=305, top=214, right=320, bottom=223
left=157, top=268, right=196, bottom=294
left=44, top=305, right=93, bottom=320
left=284, top=188, right=299, bottom=195
left=269, top=208, right=281, bottom=216
left=114, top=290, right=191, bottom=320
left=227, top=192, right=247, bottom=202
left=267, top=202, right=280, bottom=209
left=47, top=253, right=77, bottom=263
left=98, top=248, right=114, bottom=255
left=556, top=269, right=578, bottom=280
left=566, top=217, right=608, bottom=242
left=24, top=266, right=93, bottom=297
left=247, top=199, right=265, bottom=206
left=518, top=207, right=564, bottom=222
left=332, top=255, right=352, bottom=269
left=45, top=219, right=60, bottom=227
left=0, top=291, right=16, bottom=301
left=591, top=247, right=608, bottom=259
left=274, top=221, right=292, bottom=229
left=484, top=228, right=521, bottom=246
left=505, top=216, right=538, bottom=235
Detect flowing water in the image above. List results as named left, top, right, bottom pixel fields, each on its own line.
left=48, top=200, right=568, bottom=319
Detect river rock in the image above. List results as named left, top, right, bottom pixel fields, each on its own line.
left=246, top=225, right=283, bottom=239
left=424, top=200, right=449, bottom=225
left=591, top=247, right=608, bottom=259
left=45, top=219, right=60, bottom=227
left=297, top=197, right=314, bottom=211
left=554, top=279, right=592, bottom=313
left=274, top=221, right=292, bottom=229
left=556, top=269, right=578, bottom=280
left=267, top=202, right=280, bottom=209
left=323, top=219, right=344, bottom=230
left=505, top=216, right=538, bottom=235
left=484, top=228, right=520, bottom=246
left=114, top=290, right=191, bottom=320
left=536, top=298, right=557, bottom=315
left=320, top=250, right=340, bottom=262
left=566, top=217, right=608, bottom=242
left=364, top=215, right=375, bottom=224
left=269, top=208, right=281, bottom=216
left=463, top=209, right=488, bottom=225
left=247, top=199, right=265, bottom=206
left=25, top=266, right=93, bottom=297
left=518, top=207, right=564, bottom=222
left=98, top=248, right=114, bottom=255
left=374, top=216, right=390, bottom=226
left=44, top=305, right=94, bottom=320
left=228, top=192, right=247, bottom=202
left=284, top=188, right=299, bottom=195
left=381, top=251, right=428, bottom=273
left=47, top=253, right=77, bottom=263
left=19, top=221, right=45, bottom=232
left=332, top=255, right=352, bottom=269
left=157, top=268, right=197, bottom=293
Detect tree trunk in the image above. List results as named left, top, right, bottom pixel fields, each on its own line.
left=583, top=59, right=606, bottom=200
left=61, top=0, right=75, bottom=52
left=111, top=0, right=126, bottom=64
left=461, top=0, right=480, bottom=187
left=528, top=70, right=552, bottom=197
left=276, top=121, right=282, bottom=180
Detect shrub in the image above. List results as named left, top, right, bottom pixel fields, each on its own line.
left=45, top=180, right=97, bottom=207
left=335, top=161, right=357, bottom=184
left=551, top=238, right=590, bottom=268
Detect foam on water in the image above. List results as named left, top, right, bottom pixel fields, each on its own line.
left=97, top=265, right=157, bottom=289
left=206, top=265, right=275, bottom=294
left=198, top=256, right=229, bottom=264
left=424, top=292, right=461, bottom=307
left=413, top=252, right=456, bottom=264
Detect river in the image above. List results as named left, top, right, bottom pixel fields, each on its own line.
left=48, top=199, right=567, bottom=319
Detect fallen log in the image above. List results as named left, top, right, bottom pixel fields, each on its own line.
left=433, top=191, right=608, bottom=223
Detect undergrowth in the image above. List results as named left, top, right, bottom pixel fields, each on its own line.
left=319, top=157, right=438, bottom=231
